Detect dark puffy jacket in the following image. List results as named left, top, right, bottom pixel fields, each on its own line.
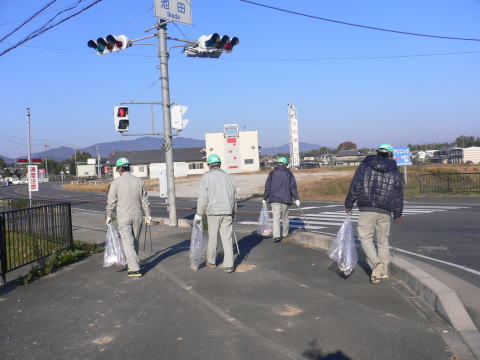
left=345, top=155, right=404, bottom=218
left=264, top=165, right=299, bottom=205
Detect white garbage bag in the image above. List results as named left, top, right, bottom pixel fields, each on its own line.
left=190, top=221, right=208, bottom=271
left=257, top=202, right=273, bottom=236
left=327, top=214, right=358, bottom=277
left=103, top=224, right=127, bottom=267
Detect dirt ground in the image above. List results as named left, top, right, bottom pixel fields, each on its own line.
left=147, top=170, right=350, bottom=199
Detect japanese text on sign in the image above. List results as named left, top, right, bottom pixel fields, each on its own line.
left=28, top=165, right=39, bottom=192
left=394, top=147, right=412, bottom=166
left=155, top=0, right=192, bottom=25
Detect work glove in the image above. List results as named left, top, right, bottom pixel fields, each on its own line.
left=194, top=214, right=202, bottom=223
left=295, top=200, right=301, bottom=207
left=144, top=216, right=152, bottom=225
left=262, top=199, right=267, bottom=205
left=106, top=216, right=113, bottom=225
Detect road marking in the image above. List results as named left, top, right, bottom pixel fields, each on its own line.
left=393, top=248, right=480, bottom=277
left=72, top=208, right=105, bottom=214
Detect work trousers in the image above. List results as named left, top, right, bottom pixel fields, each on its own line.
left=357, top=211, right=391, bottom=275
left=271, top=203, right=290, bottom=238
left=117, top=215, right=143, bottom=272
left=207, top=215, right=234, bottom=268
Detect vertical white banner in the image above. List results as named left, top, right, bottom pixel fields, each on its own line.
left=159, top=169, right=168, bottom=198
left=28, top=165, right=39, bottom=192
left=288, top=103, right=300, bottom=168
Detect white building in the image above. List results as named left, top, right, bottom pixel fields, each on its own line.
left=463, top=146, right=480, bottom=164
left=109, top=148, right=205, bottom=178
left=76, top=164, right=96, bottom=178
left=205, top=124, right=260, bottom=173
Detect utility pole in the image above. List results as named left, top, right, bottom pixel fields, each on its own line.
left=95, top=145, right=101, bottom=178
left=74, top=149, right=78, bottom=180
left=26, top=108, right=32, bottom=200
left=44, top=139, right=49, bottom=180
left=157, top=19, right=177, bottom=227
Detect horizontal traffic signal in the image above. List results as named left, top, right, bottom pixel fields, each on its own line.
left=87, top=34, right=130, bottom=55
left=184, top=33, right=240, bottom=58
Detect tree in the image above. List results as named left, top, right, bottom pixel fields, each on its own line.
left=336, top=141, right=357, bottom=152
left=454, top=135, right=480, bottom=148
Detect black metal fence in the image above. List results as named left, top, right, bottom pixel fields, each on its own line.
left=419, top=173, right=480, bottom=193
left=0, top=198, right=73, bottom=283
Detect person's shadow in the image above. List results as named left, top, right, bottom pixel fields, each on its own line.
left=302, top=339, right=352, bottom=360
left=140, top=239, right=190, bottom=275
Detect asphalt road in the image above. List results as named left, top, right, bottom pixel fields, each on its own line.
left=2, top=182, right=479, bottom=287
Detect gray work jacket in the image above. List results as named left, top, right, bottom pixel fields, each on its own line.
left=196, top=168, right=237, bottom=216
left=106, top=172, right=151, bottom=219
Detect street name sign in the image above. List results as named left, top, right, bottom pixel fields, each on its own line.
left=394, top=147, right=412, bottom=166
left=155, top=0, right=192, bottom=25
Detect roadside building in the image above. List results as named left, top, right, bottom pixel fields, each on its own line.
left=448, top=147, right=463, bottom=164
left=109, top=148, right=205, bottom=179
left=334, top=150, right=370, bottom=166
left=431, top=146, right=453, bottom=164
left=205, top=124, right=260, bottom=173
left=463, top=146, right=480, bottom=164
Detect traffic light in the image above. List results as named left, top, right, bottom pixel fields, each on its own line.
left=87, top=34, right=130, bottom=55
left=114, top=106, right=129, bottom=133
left=170, top=105, right=189, bottom=131
left=184, top=34, right=240, bottom=58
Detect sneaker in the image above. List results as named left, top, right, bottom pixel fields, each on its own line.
left=380, top=273, right=390, bottom=279
left=380, top=264, right=389, bottom=279
left=127, top=270, right=142, bottom=278
left=370, top=263, right=382, bottom=284
left=273, top=237, right=281, bottom=243
left=223, top=267, right=234, bottom=273
left=206, top=262, right=216, bottom=268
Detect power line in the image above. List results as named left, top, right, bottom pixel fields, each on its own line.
left=0, top=0, right=58, bottom=43
left=0, top=0, right=104, bottom=57
left=240, top=0, right=480, bottom=42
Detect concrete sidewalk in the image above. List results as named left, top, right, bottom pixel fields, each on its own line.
left=0, top=210, right=473, bottom=359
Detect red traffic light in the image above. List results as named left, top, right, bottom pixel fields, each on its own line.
left=117, top=107, right=128, bottom=117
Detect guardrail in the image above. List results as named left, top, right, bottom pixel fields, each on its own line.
left=0, top=198, right=73, bottom=283
left=419, top=173, right=480, bottom=193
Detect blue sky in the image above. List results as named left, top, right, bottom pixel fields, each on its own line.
left=1, top=0, right=479, bottom=158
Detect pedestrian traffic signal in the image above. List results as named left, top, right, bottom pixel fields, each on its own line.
left=87, top=34, right=130, bottom=55
left=170, top=105, right=189, bottom=131
left=114, top=106, right=129, bottom=133
left=184, top=34, right=240, bottom=58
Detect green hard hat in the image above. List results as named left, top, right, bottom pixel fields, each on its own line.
left=377, top=144, right=394, bottom=154
left=277, top=156, right=288, bottom=165
left=116, top=157, right=130, bottom=167
left=207, top=154, right=221, bottom=165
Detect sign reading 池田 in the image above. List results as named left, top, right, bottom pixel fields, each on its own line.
left=155, top=0, right=192, bottom=25
left=394, top=147, right=412, bottom=166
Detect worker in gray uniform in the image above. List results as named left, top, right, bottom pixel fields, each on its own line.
left=106, top=157, right=151, bottom=277
left=195, top=154, right=237, bottom=273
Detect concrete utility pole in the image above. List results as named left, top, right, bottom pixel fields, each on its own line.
left=44, top=139, right=49, bottom=180
left=96, top=145, right=101, bottom=178
left=26, top=108, right=32, bottom=200
left=157, top=19, right=177, bottom=227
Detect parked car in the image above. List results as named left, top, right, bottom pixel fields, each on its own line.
left=299, top=162, right=317, bottom=169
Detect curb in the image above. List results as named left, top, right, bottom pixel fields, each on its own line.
left=287, top=230, right=480, bottom=359
left=151, top=217, right=192, bottom=228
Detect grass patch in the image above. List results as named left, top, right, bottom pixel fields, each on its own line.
left=63, top=182, right=110, bottom=193
left=297, top=174, right=353, bottom=202
left=21, top=241, right=103, bottom=285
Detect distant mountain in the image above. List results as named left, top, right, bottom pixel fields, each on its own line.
left=260, top=142, right=322, bottom=156
left=0, top=155, right=14, bottom=163
left=23, top=136, right=205, bottom=161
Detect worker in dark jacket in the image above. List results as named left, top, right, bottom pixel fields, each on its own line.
left=345, top=144, right=404, bottom=284
left=263, top=157, right=300, bottom=243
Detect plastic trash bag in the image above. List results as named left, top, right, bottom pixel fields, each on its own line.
left=257, top=202, right=273, bottom=236
left=103, top=224, right=127, bottom=267
left=190, top=221, right=208, bottom=271
left=327, top=214, right=358, bottom=277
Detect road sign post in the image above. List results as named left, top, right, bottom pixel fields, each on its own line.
left=394, top=147, right=412, bottom=186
